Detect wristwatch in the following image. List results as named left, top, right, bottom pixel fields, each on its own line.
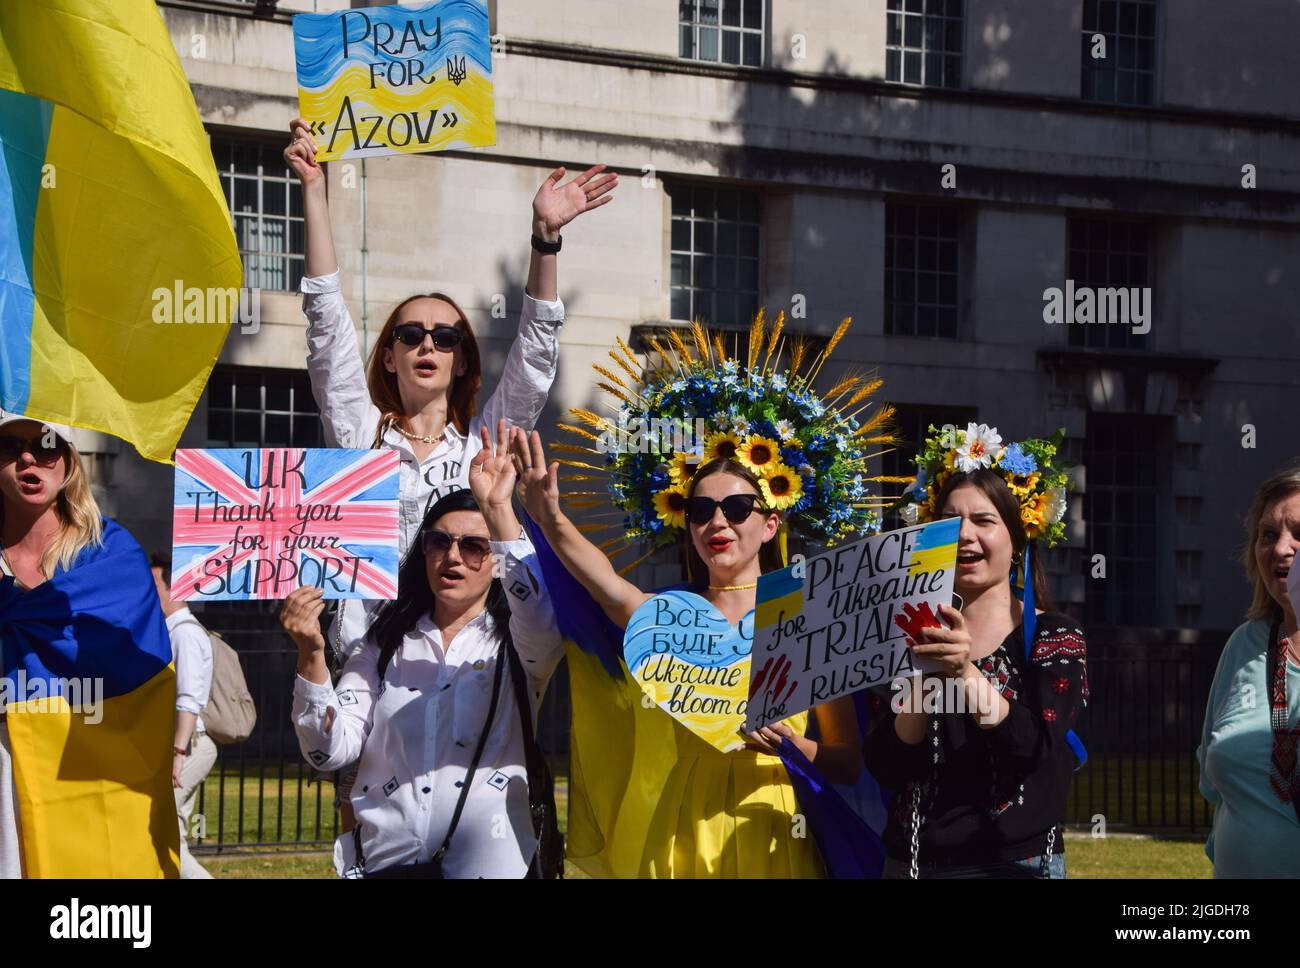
left=531, top=233, right=562, bottom=254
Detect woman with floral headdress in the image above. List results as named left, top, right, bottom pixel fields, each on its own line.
left=864, top=423, right=1087, bottom=879
left=514, top=321, right=898, bottom=877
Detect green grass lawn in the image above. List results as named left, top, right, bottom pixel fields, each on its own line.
left=194, top=762, right=1212, bottom=879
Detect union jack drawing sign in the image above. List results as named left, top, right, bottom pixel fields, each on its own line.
left=172, top=448, right=400, bottom=601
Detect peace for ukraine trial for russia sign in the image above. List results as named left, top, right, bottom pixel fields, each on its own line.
left=743, top=517, right=961, bottom=732
left=171, top=448, right=400, bottom=602
left=293, top=0, right=496, bottom=162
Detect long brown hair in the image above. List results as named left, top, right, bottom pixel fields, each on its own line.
left=1240, top=459, right=1300, bottom=624
left=935, top=468, right=1056, bottom=612
left=365, top=292, right=482, bottom=442
left=681, top=459, right=784, bottom=588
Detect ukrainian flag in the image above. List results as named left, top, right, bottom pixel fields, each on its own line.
left=0, top=519, right=179, bottom=878
left=0, top=0, right=241, bottom=463
left=907, top=516, right=960, bottom=576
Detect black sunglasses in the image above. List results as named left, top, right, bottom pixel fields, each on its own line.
left=686, top=494, right=766, bottom=526
left=392, top=324, right=464, bottom=350
left=0, top=434, right=64, bottom=466
left=421, top=529, right=492, bottom=566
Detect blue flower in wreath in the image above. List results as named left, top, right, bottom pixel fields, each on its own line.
left=999, top=443, right=1038, bottom=476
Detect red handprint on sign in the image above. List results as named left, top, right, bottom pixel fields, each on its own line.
left=894, top=601, right=942, bottom=645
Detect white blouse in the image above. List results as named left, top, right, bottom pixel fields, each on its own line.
left=300, top=270, right=565, bottom=660
left=291, top=537, right=563, bottom=878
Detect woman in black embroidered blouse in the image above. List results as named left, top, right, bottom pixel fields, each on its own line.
left=864, top=468, right=1088, bottom=878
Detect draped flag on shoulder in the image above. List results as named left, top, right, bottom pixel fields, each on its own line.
left=0, top=0, right=241, bottom=462
left=0, top=519, right=179, bottom=878
left=524, top=518, right=889, bottom=878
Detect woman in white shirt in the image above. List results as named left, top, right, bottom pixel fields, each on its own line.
left=281, top=425, right=563, bottom=878
left=282, top=120, right=616, bottom=661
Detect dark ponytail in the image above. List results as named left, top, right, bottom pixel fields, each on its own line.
left=370, top=488, right=513, bottom=680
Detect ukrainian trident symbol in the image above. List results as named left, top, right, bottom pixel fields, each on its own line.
left=447, top=55, right=468, bottom=85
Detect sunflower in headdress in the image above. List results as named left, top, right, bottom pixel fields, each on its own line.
left=759, top=462, right=804, bottom=511
left=652, top=484, right=689, bottom=529
left=556, top=313, right=900, bottom=568
left=704, top=429, right=743, bottom=464
left=668, top=449, right=702, bottom=486
left=736, top=435, right=782, bottom=476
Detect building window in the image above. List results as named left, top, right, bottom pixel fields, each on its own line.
left=1084, top=413, right=1166, bottom=626
left=679, top=0, right=763, bottom=67
left=1066, top=217, right=1150, bottom=350
left=1081, top=0, right=1157, bottom=105
left=885, top=202, right=960, bottom=339
left=670, top=184, right=761, bottom=329
left=207, top=366, right=322, bottom=448
left=211, top=136, right=306, bottom=292
left=886, top=0, right=963, bottom=89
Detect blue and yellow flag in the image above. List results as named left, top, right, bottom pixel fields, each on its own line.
left=0, top=519, right=179, bottom=878
left=0, top=0, right=241, bottom=462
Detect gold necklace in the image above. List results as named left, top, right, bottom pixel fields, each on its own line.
left=708, top=581, right=757, bottom=591
left=392, top=423, right=442, bottom=445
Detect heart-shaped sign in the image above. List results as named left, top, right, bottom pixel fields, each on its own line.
left=623, top=590, right=751, bottom=752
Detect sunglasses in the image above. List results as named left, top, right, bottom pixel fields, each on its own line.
left=686, top=494, right=766, bottom=526
left=392, top=324, right=464, bottom=350
left=421, top=529, right=492, bottom=567
left=0, top=434, right=64, bottom=466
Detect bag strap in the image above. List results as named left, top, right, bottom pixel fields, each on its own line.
left=505, top=641, right=546, bottom=829
left=431, top=638, right=507, bottom=864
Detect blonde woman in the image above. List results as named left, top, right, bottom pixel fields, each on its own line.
left=0, top=412, right=178, bottom=877
left=1198, top=460, right=1300, bottom=877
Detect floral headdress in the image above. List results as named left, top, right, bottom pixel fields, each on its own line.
left=901, top=423, right=1071, bottom=547
left=555, top=313, right=906, bottom=572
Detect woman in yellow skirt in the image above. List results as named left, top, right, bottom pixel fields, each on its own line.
left=511, top=428, right=864, bottom=877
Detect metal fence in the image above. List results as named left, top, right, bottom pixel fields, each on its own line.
left=188, top=604, right=1229, bottom=852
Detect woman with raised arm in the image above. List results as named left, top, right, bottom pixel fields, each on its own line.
left=283, top=120, right=616, bottom=660
left=282, top=421, right=564, bottom=878
left=512, top=421, right=864, bottom=877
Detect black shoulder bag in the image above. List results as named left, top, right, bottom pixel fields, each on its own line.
left=505, top=643, right=565, bottom=879
left=362, top=639, right=507, bottom=879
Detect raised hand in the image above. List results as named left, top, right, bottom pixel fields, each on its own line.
left=284, top=118, right=324, bottom=188
left=907, top=603, right=973, bottom=678
left=510, top=428, right=562, bottom=527
left=280, top=585, right=327, bottom=654
left=468, top=419, right=517, bottom=513
left=531, top=164, right=618, bottom=239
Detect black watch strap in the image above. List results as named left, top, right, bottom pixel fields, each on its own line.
left=531, top=233, right=562, bottom=254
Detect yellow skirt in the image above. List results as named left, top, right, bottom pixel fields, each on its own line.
left=564, top=643, right=823, bottom=878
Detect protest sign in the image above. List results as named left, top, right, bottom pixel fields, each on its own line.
left=744, top=517, right=960, bottom=731
left=623, top=590, right=751, bottom=752
left=293, top=0, right=496, bottom=161
left=171, top=448, right=400, bottom=602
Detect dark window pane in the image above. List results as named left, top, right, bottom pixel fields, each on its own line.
left=722, top=0, right=740, bottom=27
left=208, top=410, right=232, bottom=446
left=722, top=31, right=741, bottom=64
left=743, top=0, right=762, bottom=29
left=742, top=33, right=761, bottom=67
left=671, top=287, right=691, bottom=321
left=671, top=220, right=691, bottom=251
left=264, top=414, right=291, bottom=445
